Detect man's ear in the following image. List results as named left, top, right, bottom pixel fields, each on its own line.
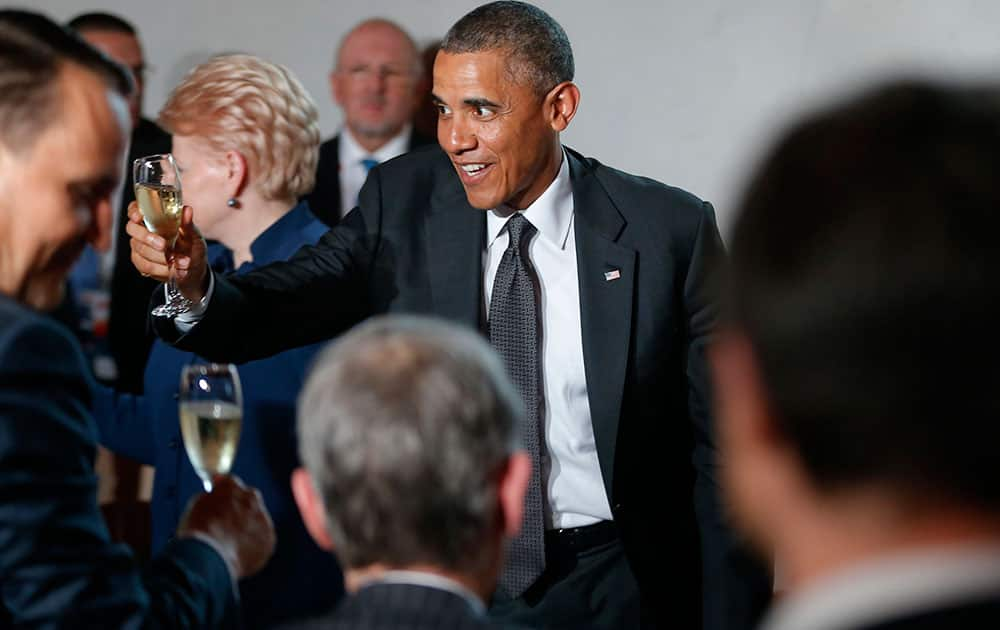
left=291, top=467, right=334, bottom=551
left=497, top=451, right=532, bottom=538
left=330, top=70, right=345, bottom=107
left=710, top=329, right=782, bottom=452
left=545, top=81, right=580, bottom=133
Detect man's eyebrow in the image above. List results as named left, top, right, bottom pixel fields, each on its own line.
left=463, top=98, right=500, bottom=108
left=430, top=94, right=502, bottom=109
left=69, top=175, right=117, bottom=198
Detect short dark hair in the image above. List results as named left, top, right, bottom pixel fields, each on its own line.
left=67, top=11, right=136, bottom=36
left=723, top=81, right=1000, bottom=510
left=440, top=1, right=574, bottom=96
left=0, top=10, right=132, bottom=152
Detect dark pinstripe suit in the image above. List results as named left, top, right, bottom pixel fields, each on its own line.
left=280, top=583, right=522, bottom=630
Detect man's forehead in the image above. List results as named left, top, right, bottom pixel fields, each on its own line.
left=432, top=50, right=514, bottom=92
left=339, top=23, right=414, bottom=63
left=52, top=65, right=129, bottom=158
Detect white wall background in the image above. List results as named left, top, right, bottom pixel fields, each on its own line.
left=36, top=0, right=1000, bottom=233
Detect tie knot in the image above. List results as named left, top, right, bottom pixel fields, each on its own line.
left=505, top=213, right=535, bottom=250
left=360, top=157, right=378, bottom=172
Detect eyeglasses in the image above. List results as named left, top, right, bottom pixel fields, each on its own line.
left=128, top=63, right=153, bottom=82
left=338, top=64, right=415, bottom=83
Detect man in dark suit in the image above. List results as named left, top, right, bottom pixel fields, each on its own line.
left=711, top=81, right=1000, bottom=630
left=132, top=2, right=770, bottom=628
left=282, top=316, right=532, bottom=629
left=66, top=11, right=168, bottom=393
left=305, top=18, right=433, bottom=227
left=0, top=11, right=274, bottom=626
left=65, top=10, right=172, bottom=556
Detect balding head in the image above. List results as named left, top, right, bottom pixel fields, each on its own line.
left=330, top=18, right=422, bottom=151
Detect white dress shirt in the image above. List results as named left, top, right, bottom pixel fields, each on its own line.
left=338, top=125, right=412, bottom=219
left=485, top=151, right=613, bottom=529
left=762, top=545, right=1000, bottom=630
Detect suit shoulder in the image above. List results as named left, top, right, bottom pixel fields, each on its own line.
left=574, top=152, right=716, bottom=243
left=0, top=299, right=84, bottom=375
left=588, top=155, right=708, bottom=214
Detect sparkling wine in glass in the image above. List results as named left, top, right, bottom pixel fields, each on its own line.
left=178, top=363, right=243, bottom=492
left=133, top=153, right=191, bottom=317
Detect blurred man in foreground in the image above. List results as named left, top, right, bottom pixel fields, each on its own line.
left=66, top=11, right=169, bottom=392
left=286, top=315, right=531, bottom=629
left=712, top=81, right=1000, bottom=630
left=0, top=10, right=273, bottom=626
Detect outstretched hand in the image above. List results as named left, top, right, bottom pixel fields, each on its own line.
left=126, top=201, right=210, bottom=303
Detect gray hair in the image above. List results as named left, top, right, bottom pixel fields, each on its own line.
left=297, top=315, right=523, bottom=572
left=0, top=10, right=132, bottom=153
left=440, top=1, right=574, bottom=96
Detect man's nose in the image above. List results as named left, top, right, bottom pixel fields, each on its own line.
left=442, top=116, right=476, bottom=153
left=86, top=197, right=114, bottom=252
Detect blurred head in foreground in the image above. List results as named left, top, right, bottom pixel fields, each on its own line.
left=713, top=80, right=1000, bottom=595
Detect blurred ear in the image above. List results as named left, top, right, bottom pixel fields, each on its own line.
left=545, top=81, right=580, bottom=133
left=223, top=150, right=248, bottom=201
left=498, top=451, right=532, bottom=538
left=291, top=468, right=333, bottom=551
left=710, top=329, right=779, bottom=450
left=330, top=70, right=345, bottom=107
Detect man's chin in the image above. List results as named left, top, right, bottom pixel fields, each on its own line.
left=24, top=281, right=65, bottom=313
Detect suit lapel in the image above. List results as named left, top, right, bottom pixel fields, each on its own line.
left=569, top=150, right=635, bottom=498
left=425, top=171, right=485, bottom=329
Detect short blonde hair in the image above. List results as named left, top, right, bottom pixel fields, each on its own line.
left=159, top=54, right=319, bottom=201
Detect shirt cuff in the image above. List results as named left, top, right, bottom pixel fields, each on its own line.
left=173, top=271, right=215, bottom=334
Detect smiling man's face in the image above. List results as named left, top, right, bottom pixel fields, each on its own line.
left=433, top=50, right=562, bottom=211
left=0, top=64, right=128, bottom=309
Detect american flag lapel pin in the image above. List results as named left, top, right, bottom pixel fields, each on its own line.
left=604, top=269, right=621, bottom=282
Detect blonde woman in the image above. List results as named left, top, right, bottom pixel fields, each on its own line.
left=93, top=54, right=342, bottom=627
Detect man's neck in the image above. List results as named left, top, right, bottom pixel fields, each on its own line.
left=347, top=126, right=404, bottom=155
left=777, top=489, right=1000, bottom=593
left=345, top=563, right=493, bottom=605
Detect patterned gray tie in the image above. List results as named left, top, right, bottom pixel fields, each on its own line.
left=489, top=213, right=546, bottom=598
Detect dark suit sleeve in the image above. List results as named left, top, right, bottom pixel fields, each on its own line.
left=155, top=172, right=386, bottom=364
left=0, top=316, right=236, bottom=628
left=684, top=203, right=772, bottom=630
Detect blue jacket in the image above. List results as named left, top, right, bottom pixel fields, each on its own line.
left=94, top=203, right=342, bottom=628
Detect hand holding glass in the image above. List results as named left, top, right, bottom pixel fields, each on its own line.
left=133, top=153, right=191, bottom=317
left=178, top=363, right=243, bottom=492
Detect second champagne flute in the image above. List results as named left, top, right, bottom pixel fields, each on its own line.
left=133, top=153, right=191, bottom=317
left=178, top=363, right=243, bottom=492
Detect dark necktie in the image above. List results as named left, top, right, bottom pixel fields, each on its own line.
left=489, top=213, right=546, bottom=598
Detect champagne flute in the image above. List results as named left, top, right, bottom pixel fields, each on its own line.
left=178, top=363, right=243, bottom=492
left=133, top=153, right=191, bottom=317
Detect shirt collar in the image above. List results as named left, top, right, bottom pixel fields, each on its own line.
left=364, top=570, right=486, bottom=616
left=207, top=201, right=315, bottom=274
left=762, top=545, right=1000, bottom=630
left=486, top=148, right=573, bottom=250
left=340, top=124, right=413, bottom=166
